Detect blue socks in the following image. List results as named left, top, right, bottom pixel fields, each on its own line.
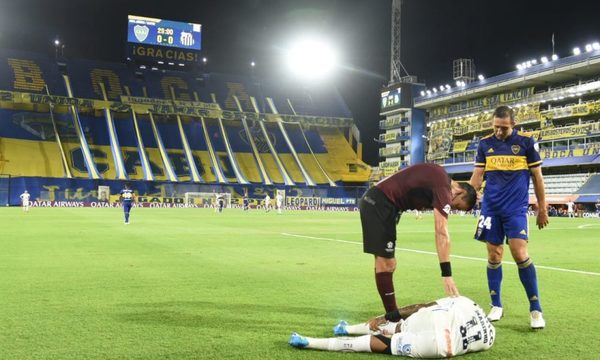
left=517, top=258, right=542, bottom=312
left=487, top=261, right=503, bottom=307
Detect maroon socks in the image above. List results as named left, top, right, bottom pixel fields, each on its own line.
left=375, top=271, right=397, bottom=313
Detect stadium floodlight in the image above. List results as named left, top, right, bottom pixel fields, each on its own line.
left=540, top=56, right=549, bottom=63
left=426, top=90, right=432, bottom=95
left=250, top=61, right=256, bottom=67
left=478, top=74, right=485, bottom=81
left=585, top=44, right=593, bottom=52
left=286, top=38, right=338, bottom=81
left=573, top=47, right=581, bottom=55
left=531, top=59, right=538, bottom=65
left=445, top=84, right=451, bottom=90
left=420, top=91, right=425, bottom=96
left=551, top=54, right=559, bottom=61
left=516, top=64, right=523, bottom=70
left=593, top=42, right=600, bottom=51
left=54, top=39, right=60, bottom=46
left=202, top=57, right=207, bottom=63
left=439, top=86, right=445, bottom=92
left=526, top=61, right=532, bottom=68
left=432, top=88, right=437, bottom=93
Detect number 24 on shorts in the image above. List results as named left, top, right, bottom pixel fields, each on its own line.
left=477, top=216, right=492, bottom=230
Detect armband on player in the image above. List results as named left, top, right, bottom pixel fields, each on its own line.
left=440, top=262, right=452, bottom=277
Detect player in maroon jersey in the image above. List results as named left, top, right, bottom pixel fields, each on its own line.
left=360, top=163, right=476, bottom=313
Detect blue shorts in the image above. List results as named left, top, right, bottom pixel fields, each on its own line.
left=474, top=212, right=529, bottom=245
left=123, top=201, right=133, bottom=212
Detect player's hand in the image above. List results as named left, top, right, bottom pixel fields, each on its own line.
left=367, top=315, right=387, bottom=332
left=536, top=210, right=549, bottom=229
left=442, top=276, right=460, bottom=297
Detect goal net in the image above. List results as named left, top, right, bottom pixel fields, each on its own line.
left=184, top=192, right=232, bottom=208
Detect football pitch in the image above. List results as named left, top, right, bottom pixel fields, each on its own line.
left=1, top=207, right=599, bottom=359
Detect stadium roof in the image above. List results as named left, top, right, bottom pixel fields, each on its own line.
left=414, top=51, right=600, bottom=109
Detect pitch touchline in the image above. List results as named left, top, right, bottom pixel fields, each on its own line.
left=280, top=233, right=600, bottom=277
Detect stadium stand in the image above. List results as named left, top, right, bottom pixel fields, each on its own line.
left=0, top=49, right=370, bottom=205
left=411, top=49, right=600, bottom=207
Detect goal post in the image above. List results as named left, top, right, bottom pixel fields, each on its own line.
left=184, top=192, right=232, bottom=208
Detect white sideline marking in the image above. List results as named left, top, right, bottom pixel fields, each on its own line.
left=281, top=233, right=600, bottom=277
left=577, top=224, right=600, bottom=229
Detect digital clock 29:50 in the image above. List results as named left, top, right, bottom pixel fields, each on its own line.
left=156, top=27, right=174, bottom=45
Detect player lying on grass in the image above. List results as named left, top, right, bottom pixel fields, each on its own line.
left=289, top=296, right=494, bottom=358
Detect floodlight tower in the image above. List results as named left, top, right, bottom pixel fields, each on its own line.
left=389, top=0, right=403, bottom=84
left=453, top=58, right=476, bottom=85
left=376, top=0, right=426, bottom=181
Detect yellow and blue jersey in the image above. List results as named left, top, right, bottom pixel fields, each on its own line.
left=120, top=189, right=134, bottom=202
left=475, top=130, right=542, bottom=215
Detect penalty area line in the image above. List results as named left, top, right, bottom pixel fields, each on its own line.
left=280, top=232, right=600, bottom=277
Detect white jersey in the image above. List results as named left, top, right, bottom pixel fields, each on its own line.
left=567, top=202, right=574, bottom=213
left=276, top=194, right=283, bottom=206
left=390, top=296, right=494, bottom=358
left=265, top=195, right=271, bottom=204
left=20, top=192, right=31, bottom=204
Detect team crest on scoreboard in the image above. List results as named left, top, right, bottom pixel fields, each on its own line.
left=134, top=25, right=149, bottom=42
left=511, top=145, right=520, bottom=154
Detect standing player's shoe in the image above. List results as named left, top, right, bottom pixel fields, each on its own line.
left=487, top=306, right=503, bottom=321
left=530, top=310, right=545, bottom=329
left=288, top=332, right=309, bottom=348
left=333, top=320, right=348, bottom=336
left=125, top=222, right=129, bottom=225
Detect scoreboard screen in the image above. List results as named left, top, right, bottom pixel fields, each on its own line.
left=127, top=15, right=201, bottom=51
left=381, top=87, right=402, bottom=111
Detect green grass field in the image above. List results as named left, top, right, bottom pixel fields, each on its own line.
left=1, top=207, right=599, bottom=359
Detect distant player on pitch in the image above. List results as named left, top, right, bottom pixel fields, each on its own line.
left=264, top=193, right=271, bottom=212
left=276, top=192, right=284, bottom=214
left=243, top=195, right=249, bottom=211
left=119, top=184, right=135, bottom=224
left=20, top=190, right=31, bottom=212
left=566, top=200, right=575, bottom=218
left=289, top=296, right=494, bottom=358
left=217, top=193, right=225, bottom=213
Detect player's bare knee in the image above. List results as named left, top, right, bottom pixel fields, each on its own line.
left=487, top=246, right=503, bottom=263
left=508, top=239, right=529, bottom=262
left=375, top=257, right=396, bottom=273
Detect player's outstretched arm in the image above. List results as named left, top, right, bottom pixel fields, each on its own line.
left=530, top=166, right=548, bottom=229
left=433, top=208, right=459, bottom=296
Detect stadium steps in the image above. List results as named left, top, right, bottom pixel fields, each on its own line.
left=318, top=128, right=371, bottom=182
left=576, top=174, right=600, bottom=194
left=528, top=173, right=591, bottom=195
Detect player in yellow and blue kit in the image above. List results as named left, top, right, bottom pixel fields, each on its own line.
left=470, top=106, right=548, bottom=330
left=119, top=184, right=135, bottom=224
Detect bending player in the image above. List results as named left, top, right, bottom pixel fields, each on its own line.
left=289, top=296, right=494, bottom=358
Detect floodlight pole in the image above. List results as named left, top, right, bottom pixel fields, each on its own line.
left=390, top=0, right=402, bottom=84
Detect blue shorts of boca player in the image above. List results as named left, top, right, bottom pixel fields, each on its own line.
left=474, top=212, right=529, bottom=245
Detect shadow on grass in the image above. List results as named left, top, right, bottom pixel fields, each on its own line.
left=115, top=300, right=371, bottom=333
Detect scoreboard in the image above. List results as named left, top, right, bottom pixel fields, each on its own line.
left=127, top=15, right=201, bottom=51
left=381, top=87, right=402, bottom=111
